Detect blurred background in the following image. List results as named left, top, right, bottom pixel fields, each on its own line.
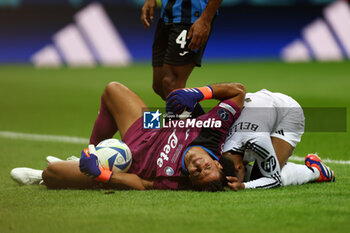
left=0, top=0, right=349, bottom=67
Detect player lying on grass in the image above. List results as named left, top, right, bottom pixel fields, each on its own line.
left=11, top=85, right=334, bottom=191
left=11, top=81, right=245, bottom=190
left=221, top=89, right=335, bottom=191
left=47, top=107, right=336, bottom=191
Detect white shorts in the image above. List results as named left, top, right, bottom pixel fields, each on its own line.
left=228, top=89, right=305, bottom=148
left=266, top=90, right=305, bottom=147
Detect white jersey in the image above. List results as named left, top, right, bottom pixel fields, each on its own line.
left=223, top=89, right=305, bottom=189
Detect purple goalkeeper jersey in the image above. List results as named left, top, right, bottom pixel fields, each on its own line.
left=122, top=100, right=241, bottom=190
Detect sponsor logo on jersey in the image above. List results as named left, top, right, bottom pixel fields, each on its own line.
left=219, top=102, right=236, bottom=116
left=143, top=110, right=161, bottom=129
left=185, top=129, right=190, bottom=140
left=157, top=129, right=178, bottom=168
left=171, top=144, right=184, bottom=164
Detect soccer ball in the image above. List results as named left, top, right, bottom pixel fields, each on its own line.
left=95, top=138, right=132, bottom=173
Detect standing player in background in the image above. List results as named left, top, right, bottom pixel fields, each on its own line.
left=141, top=0, right=222, bottom=116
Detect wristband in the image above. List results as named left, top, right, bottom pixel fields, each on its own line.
left=95, top=169, right=113, bottom=183
left=197, top=85, right=213, bottom=100
left=81, top=148, right=113, bottom=183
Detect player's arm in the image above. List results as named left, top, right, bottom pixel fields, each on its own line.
left=166, top=83, right=245, bottom=114
left=222, top=151, right=246, bottom=182
left=188, top=0, right=223, bottom=51
left=211, top=83, right=246, bottom=108
left=79, top=146, right=154, bottom=190
left=226, top=135, right=282, bottom=191
left=141, top=0, right=157, bottom=29
left=108, top=173, right=154, bottom=190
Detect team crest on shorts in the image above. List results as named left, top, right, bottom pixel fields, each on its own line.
left=165, top=166, right=174, bottom=176
left=143, top=110, right=161, bottom=129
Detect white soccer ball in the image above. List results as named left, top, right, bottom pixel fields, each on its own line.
left=95, top=138, right=132, bottom=173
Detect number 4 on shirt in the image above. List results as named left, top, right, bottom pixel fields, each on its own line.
left=176, top=30, right=188, bottom=49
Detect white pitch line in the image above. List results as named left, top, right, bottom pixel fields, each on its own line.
left=0, top=131, right=349, bottom=165
left=0, top=131, right=89, bottom=145
left=289, top=155, right=350, bottom=165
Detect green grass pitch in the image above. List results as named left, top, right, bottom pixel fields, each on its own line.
left=0, top=62, right=350, bottom=233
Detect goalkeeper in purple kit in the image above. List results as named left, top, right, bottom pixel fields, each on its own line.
left=40, top=81, right=245, bottom=191
left=10, top=82, right=336, bottom=191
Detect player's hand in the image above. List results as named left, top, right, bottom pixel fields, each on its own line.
left=166, top=87, right=207, bottom=114
left=79, top=145, right=113, bottom=183
left=226, top=176, right=245, bottom=191
left=187, top=18, right=211, bottom=51
left=141, top=0, right=156, bottom=29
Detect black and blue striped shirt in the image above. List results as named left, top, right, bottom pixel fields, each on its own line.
left=160, top=0, right=210, bottom=24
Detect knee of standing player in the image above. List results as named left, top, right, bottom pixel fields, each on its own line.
left=42, top=163, right=62, bottom=188
left=162, top=75, right=180, bottom=98
left=152, top=80, right=165, bottom=99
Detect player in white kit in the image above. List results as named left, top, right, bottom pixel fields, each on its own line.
left=222, top=89, right=335, bottom=190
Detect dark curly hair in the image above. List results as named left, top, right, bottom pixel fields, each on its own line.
left=192, top=169, right=227, bottom=192
left=192, top=156, right=239, bottom=192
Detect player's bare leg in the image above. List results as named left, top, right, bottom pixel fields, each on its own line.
left=90, top=82, right=147, bottom=144
left=44, top=82, right=148, bottom=189
left=102, top=82, right=148, bottom=138
left=152, top=63, right=195, bottom=100
left=271, top=137, right=295, bottom=169
left=42, top=161, right=99, bottom=189
left=89, top=95, right=118, bottom=145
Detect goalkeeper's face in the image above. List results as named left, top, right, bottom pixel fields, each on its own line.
left=186, top=147, right=223, bottom=187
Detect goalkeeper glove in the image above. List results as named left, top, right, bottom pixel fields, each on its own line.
left=79, top=145, right=113, bottom=183
left=166, top=86, right=213, bottom=114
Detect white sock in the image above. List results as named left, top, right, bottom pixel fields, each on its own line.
left=281, top=162, right=320, bottom=186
